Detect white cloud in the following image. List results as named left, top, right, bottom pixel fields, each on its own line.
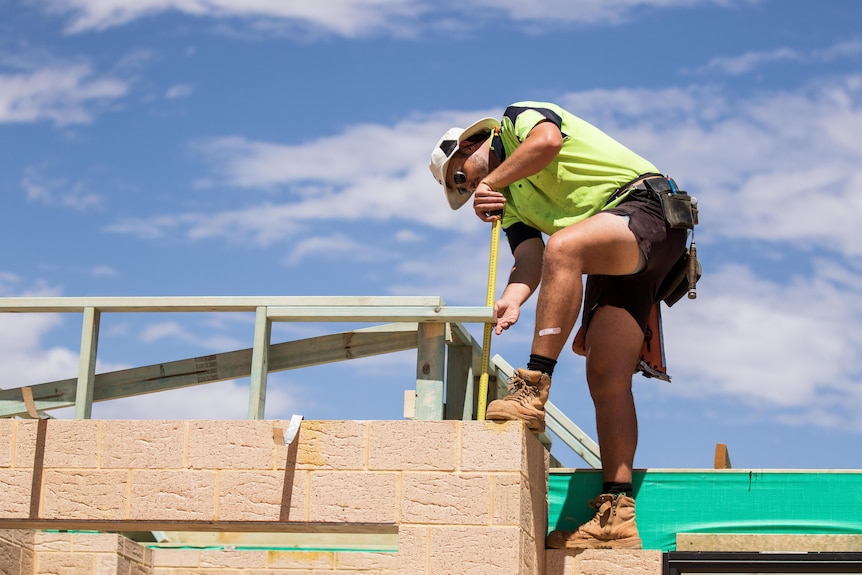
left=0, top=63, right=127, bottom=125
left=91, top=265, right=118, bottom=278
left=699, top=39, right=862, bottom=75
left=702, top=47, right=800, bottom=75
left=165, top=83, right=193, bottom=99
left=283, top=233, right=396, bottom=267
left=467, top=0, right=740, bottom=26
left=22, top=165, right=103, bottom=209
left=663, top=262, right=862, bottom=432
left=139, top=319, right=245, bottom=350
left=194, top=117, right=454, bottom=189
left=36, top=0, right=748, bottom=35
left=39, top=0, right=423, bottom=36
left=108, top=113, right=496, bottom=245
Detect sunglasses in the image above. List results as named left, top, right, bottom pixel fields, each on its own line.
left=452, top=170, right=469, bottom=195
left=450, top=128, right=491, bottom=195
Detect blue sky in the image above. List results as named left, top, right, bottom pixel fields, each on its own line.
left=2, top=0, right=861, bottom=470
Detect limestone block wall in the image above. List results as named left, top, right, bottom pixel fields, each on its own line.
left=546, top=549, right=662, bottom=575
left=0, top=418, right=548, bottom=575
left=0, top=530, right=152, bottom=575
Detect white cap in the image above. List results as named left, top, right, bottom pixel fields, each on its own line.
left=429, top=117, right=499, bottom=210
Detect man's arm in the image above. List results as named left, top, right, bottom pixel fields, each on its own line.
left=494, top=236, right=544, bottom=334
left=473, top=120, right=562, bottom=222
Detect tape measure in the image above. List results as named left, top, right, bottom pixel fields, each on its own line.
left=477, top=218, right=501, bottom=421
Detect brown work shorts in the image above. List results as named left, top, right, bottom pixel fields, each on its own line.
left=582, top=187, right=688, bottom=335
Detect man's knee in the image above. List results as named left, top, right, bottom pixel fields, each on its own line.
left=544, top=231, right=585, bottom=271
left=584, top=306, right=642, bottom=396
left=586, top=358, right=636, bottom=401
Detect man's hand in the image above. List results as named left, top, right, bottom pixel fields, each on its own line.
left=493, top=297, right=521, bottom=335
left=473, top=182, right=506, bottom=222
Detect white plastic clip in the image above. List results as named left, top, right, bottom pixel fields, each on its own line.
left=274, top=414, right=304, bottom=446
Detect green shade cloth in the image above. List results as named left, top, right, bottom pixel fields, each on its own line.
left=549, top=469, right=862, bottom=551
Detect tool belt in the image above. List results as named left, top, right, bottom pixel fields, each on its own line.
left=616, top=173, right=702, bottom=305
left=624, top=174, right=698, bottom=230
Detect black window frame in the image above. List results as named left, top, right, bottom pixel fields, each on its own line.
left=664, top=551, right=862, bottom=574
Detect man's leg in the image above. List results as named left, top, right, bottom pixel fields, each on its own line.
left=545, top=304, right=644, bottom=549
left=486, top=212, right=642, bottom=431
left=583, top=305, right=643, bottom=485
left=530, top=212, right=643, bottom=360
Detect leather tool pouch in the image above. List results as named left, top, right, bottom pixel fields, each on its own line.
left=657, top=249, right=702, bottom=307
left=657, top=189, right=696, bottom=229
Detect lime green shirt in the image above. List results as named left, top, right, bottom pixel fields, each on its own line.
left=495, top=102, right=658, bottom=235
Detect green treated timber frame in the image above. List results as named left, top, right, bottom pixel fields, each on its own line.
left=0, top=296, right=491, bottom=423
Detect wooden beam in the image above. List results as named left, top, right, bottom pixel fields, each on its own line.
left=0, top=325, right=418, bottom=417
left=0, top=518, right=397, bottom=535
left=714, top=443, right=732, bottom=469
left=0, top=295, right=446, bottom=313
left=266, top=305, right=492, bottom=323
left=414, top=323, right=445, bottom=420
left=74, top=307, right=100, bottom=419
left=444, top=344, right=473, bottom=421
left=144, top=529, right=398, bottom=551
left=247, top=306, right=271, bottom=420
left=677, top=533, right=862, bottom=552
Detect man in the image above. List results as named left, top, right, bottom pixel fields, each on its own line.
left=428, top=101, right=688, bottom=549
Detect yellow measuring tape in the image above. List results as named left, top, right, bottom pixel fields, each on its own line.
left=477, top=218, right=501, bottom=421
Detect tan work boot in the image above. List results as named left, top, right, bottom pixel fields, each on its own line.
left=485, top=368, right=551, bottom=432
left=546, top=493, right=642, bottom=549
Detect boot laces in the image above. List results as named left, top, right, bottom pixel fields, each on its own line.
left=506, top=374, right=539, bottom=404
left=587, top=494, right=616, bottom=525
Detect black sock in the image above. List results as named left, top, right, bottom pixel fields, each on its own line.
left=527, top=354, right=557, bottom=377
left=603, top=482, right=633, bottom=497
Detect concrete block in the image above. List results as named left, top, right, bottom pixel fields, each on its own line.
left=574, top=549, right=662, bottom=575
left=41, top=470, right=128, bottom=519
left=291, top=420, right=367, bottom=471
left=67, top=532, right=119, bottom=553
left=34, top=551, right=97, bottom=574
left=545, top=548, right=571, bottom=575
left=119, top=534, right=153, bottom=566
left=428, top=526, right=521, bottom=575
left=521, top=528, right=540, bottom=575
left=102, top=420, right=187, bottom=469
left=129, top=470, right=217, bottom=520
left=308, top=472, right=397, bottom=523
left=217, top=470, right=306, bottom=522
left=460, top=421, right=525, bottom=472
left=151, top=548, right=201, bottom=568
left=0, top=532, right=26, bottom=575
left=368, top=421, right=458, bottom=471
left=264, top=550, right=335, bottom=569
left=335, top=550, right=398, bottom=571
left=32, top=531, right=73, bottom=551
left=396, top=525, right=429, bottom=575
left=0, top=529, right=35, bottom=575
left=188, top=421, right=275, bottom=470
left=0, top=419, right=12, bottom=468
left=492, top=472, right=524, bottom=528
left=401, top=472, right=489, bottom=525
left=199, top=549, right=268, bottom=568
left=15, top=419, right=100, bottom=469
left=0, top=469, right=34, bottom=516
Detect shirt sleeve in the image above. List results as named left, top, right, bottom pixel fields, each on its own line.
left=503, top=105, right=564, bottom=141
left=504, top=221, right=544, bottom=254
